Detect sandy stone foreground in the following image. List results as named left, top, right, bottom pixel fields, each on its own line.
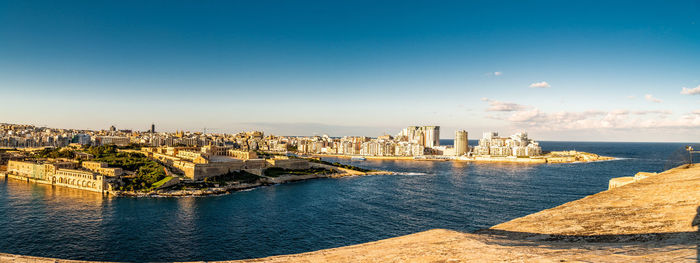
left=2, top=164, right=699, bottom=262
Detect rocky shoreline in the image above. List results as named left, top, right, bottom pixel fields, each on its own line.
left=111, top=181, right=265, bottom=197
left=0, top=162, right=395, bottom=198
left=110, top=170, right=395, bottom=198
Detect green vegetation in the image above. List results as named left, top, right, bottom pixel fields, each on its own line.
left=117, top=143, right=145, bottom=150
left=85, top=145, right=166, bottom=191
left=151, top=176, right=173, bottom=189
left=263, top=167, right=332, bottom=177
left=169, top=171, right=262, bottom=190
left=306, top=158, right=373, bottom=172
left=204, top=170, right=262, bottom=184
left=31, top=148, right=75, bottom=159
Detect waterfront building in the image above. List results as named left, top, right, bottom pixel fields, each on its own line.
left=7, top=160, right=78, bottom=180
left=431, top=145, right=456, bottom=156
left=474, top=131, right=542, bottom=157
left=526, top=143, right=542, bottom=156
left=8, top=161, right=56, bottom=180
left=48, top=169, right=108, bottom=193
left=410, top=143, right=425, bottom=156
left=391, top=141, right=421, bottom=156
left=454, top=130, right=468, bottom=156
left=423, top=126, right=440, bottom=148
left=398, top=126, right=440, bottom=148
left=7, top=160, right=108, bottom=193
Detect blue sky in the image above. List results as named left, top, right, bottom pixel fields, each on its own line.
left=1, top=1, right=699, bottom=141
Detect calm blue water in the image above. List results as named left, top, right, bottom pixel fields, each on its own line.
left=0, top=141, right=694, bottom=262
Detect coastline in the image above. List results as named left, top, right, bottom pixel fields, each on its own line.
left=1, top=149, right=612, bottom=199
left=1, top=167, right=395, bottom=198
left=123, top=163, right=394, bottom=197
left=2, top=163, right=697, bottom=262
left=311, top=150, right=616, bottom=164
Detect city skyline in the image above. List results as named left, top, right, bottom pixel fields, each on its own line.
left=1, top=1, right=700, bottom=142
left=2, top=121, right=699, bottom=144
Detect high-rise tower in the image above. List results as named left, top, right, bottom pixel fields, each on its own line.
left=454, top=130, right=468, bottom=156
left=423, top=126, right=440, bottom=148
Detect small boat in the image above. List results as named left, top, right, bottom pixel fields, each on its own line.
left=351, top=156, right=366, bottom=161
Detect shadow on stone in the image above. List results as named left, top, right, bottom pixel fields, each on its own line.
left=693, top=206, right=700, bottom=262
left=471, top=228, right=700, bottom=261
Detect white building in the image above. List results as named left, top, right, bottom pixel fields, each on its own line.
left=398, top=126, right=440, bottom=148
left=473, top=131, right=542, bottom=157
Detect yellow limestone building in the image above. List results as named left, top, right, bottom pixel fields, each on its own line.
left=7, top=160, right=110, bottom=193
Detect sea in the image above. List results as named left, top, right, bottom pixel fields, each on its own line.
left=0, top=141, right=695, bottom=262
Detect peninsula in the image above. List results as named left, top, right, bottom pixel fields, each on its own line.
left=297, top=127, right=614, bottom=164
left=0, top=145, right=390, bottom=197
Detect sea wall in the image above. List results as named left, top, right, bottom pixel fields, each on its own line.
left=261, top=173, right=324, bottom=184
left=608, top=171, right=659, bottom=189
left=468, top=156, right=547, bottom=163
left=4, top=173, right=108, bottom=194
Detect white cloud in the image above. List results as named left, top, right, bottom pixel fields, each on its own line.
left=484, top=98, right=696, bottom=131
left=507, top=108, right=542, bottom=122
left=529, top=81, right=551, bottom=88
left=680, top=85, right=700, bottom=95
left=632, top=110, right=672, bottom=115
left=493, top=71, right=503, bottom=76
left=609, top=109, right=629, bottom=115
left=502, top=109, right=606, bottom=129
left=644, top=94, right=662, bottom=103
left=626, top=95, right=636, bottom=99
left=482, top=98, right=529, bottom=112
left=499, top=107, right=699, bottom=131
